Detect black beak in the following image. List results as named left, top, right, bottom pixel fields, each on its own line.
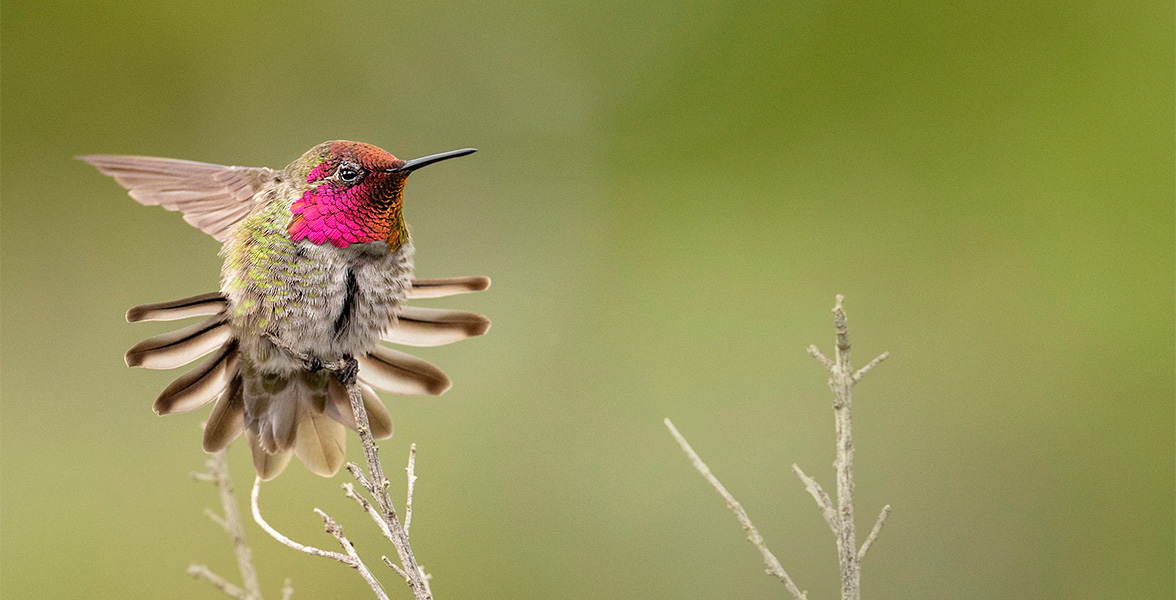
left=388, top=148, right=477, bottom=173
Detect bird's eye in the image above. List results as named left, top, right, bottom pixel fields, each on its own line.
left=338, top=163, right=362, bottom=183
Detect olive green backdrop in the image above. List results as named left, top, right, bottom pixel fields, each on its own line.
left=2, top=1, right=1172, bottom=598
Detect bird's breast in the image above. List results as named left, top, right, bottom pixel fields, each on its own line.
left=225, top=235, right=414, bottom=373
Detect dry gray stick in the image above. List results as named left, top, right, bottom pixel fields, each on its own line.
left=251, top=477, right=390, bottom=600
left=857, top=505, right=891, bottom=563
left=404, top=443, right=418, bottom=536
left=664, top=418, right=808, bottom=600
left=188, top=564, right=248, bottom=600
left=802, top=295, right=889, bottom=600
left=791, top=464, right=837, bottom=534
left=343, top=378, right=432, bottom=600
left=189, top=449, right=265, bottom=600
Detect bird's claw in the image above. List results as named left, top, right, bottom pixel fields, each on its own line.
left=303, top=353, right=325, bottom=373
left=338, top=354, right=359, bottom=387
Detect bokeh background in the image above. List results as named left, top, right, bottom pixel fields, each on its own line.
left=2, top=1, right=1172, bottom=598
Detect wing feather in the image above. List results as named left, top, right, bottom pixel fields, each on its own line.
left=79, top=154, right=278, bottom=241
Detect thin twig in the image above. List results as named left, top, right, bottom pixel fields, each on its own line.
left=315, top=509, right=391, bottom=600
left=405, top=443, right=418, bottom=536
left=204, top=507, right=231, bottom=534
left=344, top=376, right=432, bottom=600
left=281, top=579, right=293, bottom=600
left=664, top=418, right=807, bottom=600
left=857, top=505, right=891, bottom=563
left=347, top=462, right=375, bottom=495
left=250, top=477, right=353, bottom=564
left=188, top=564, right=249, bottom=600
left=807, top=345, right=834, bottom=371
left=190, top=471, right=217, bottom=484
left=383, top=555, right=410, bottom=579
left=791, top=464, right=837, bottom=534
left=344, top=482, right=395, bottom=542
left=852, top=352, right=889, bottom=384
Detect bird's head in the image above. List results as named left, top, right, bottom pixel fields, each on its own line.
left=286, top=140, right=475, bottom=249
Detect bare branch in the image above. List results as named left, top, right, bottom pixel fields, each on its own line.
left=668, top=295, right=891, bottom=600
left=203, top=507, right=231, bottom=534
left=280, top=579, right=293, bottom=600
left=344, top=482, right=394, bottom=542
left=190, top=471, right=217, bottom=484
left=852, top=352, right=889, bottom=384
left=820, top=295, right=889, bottom=600
left=314, top=509, right=390, bottom=600
left=664, top=418, right=807, bottom=600
left=791, top=464, right=837, bottom=534
left=417, top=565, right=434, bottom=599
left=857, top=504, right=891, bottom=563
left=343, top=371, right=432, bottom=600
left=188, top=564, right=248, bottom=600
left=250, top=477, right=353, bottom=565
left=383, top=555, right=409, bottom=580
left=807, top=345, right=834, bottom=371
left=347, top=462, right=375, bottom=495
left=405, top=443, right=418, bottom=536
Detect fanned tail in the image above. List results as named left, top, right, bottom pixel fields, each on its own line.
left=126, top=275, right=490, bottom=480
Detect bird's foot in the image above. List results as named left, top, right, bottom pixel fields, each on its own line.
left=338, top=354, right=359, bottom=387
left=303, top=353, right=325, bottom=373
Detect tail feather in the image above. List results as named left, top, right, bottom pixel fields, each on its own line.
left=154, top=341, right=239, bottom=415
left=127, top=274, right=489, bottom=479
left=294, top=412, right=347, bottom=477
left=203, top=376, right=245, bottom=452
left=358, top=345, right=452, bottom=396
left=126, top=292, right=228, bottom=322
left=241, top=367, right=325, bottom=453
left=247, top=429, right=292, bottom=481
left=383, top=306, right=491, bottom=347
left=407, top=276, right=491, bottom=299
left=325, top=378, right=394, bottom=440
left=125, top=314, right=232, bottom=369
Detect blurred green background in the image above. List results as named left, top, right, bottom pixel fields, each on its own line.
left=2, top=1, right=1172, bottom=598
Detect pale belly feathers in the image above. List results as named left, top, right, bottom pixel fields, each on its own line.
left=224, top=236, right=414, bottom=374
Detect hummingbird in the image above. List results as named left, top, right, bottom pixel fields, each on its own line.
left=80, top=141, right=490, bottom=480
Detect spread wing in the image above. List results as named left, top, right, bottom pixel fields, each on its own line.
left=79, top=154, right=279, bottom=242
